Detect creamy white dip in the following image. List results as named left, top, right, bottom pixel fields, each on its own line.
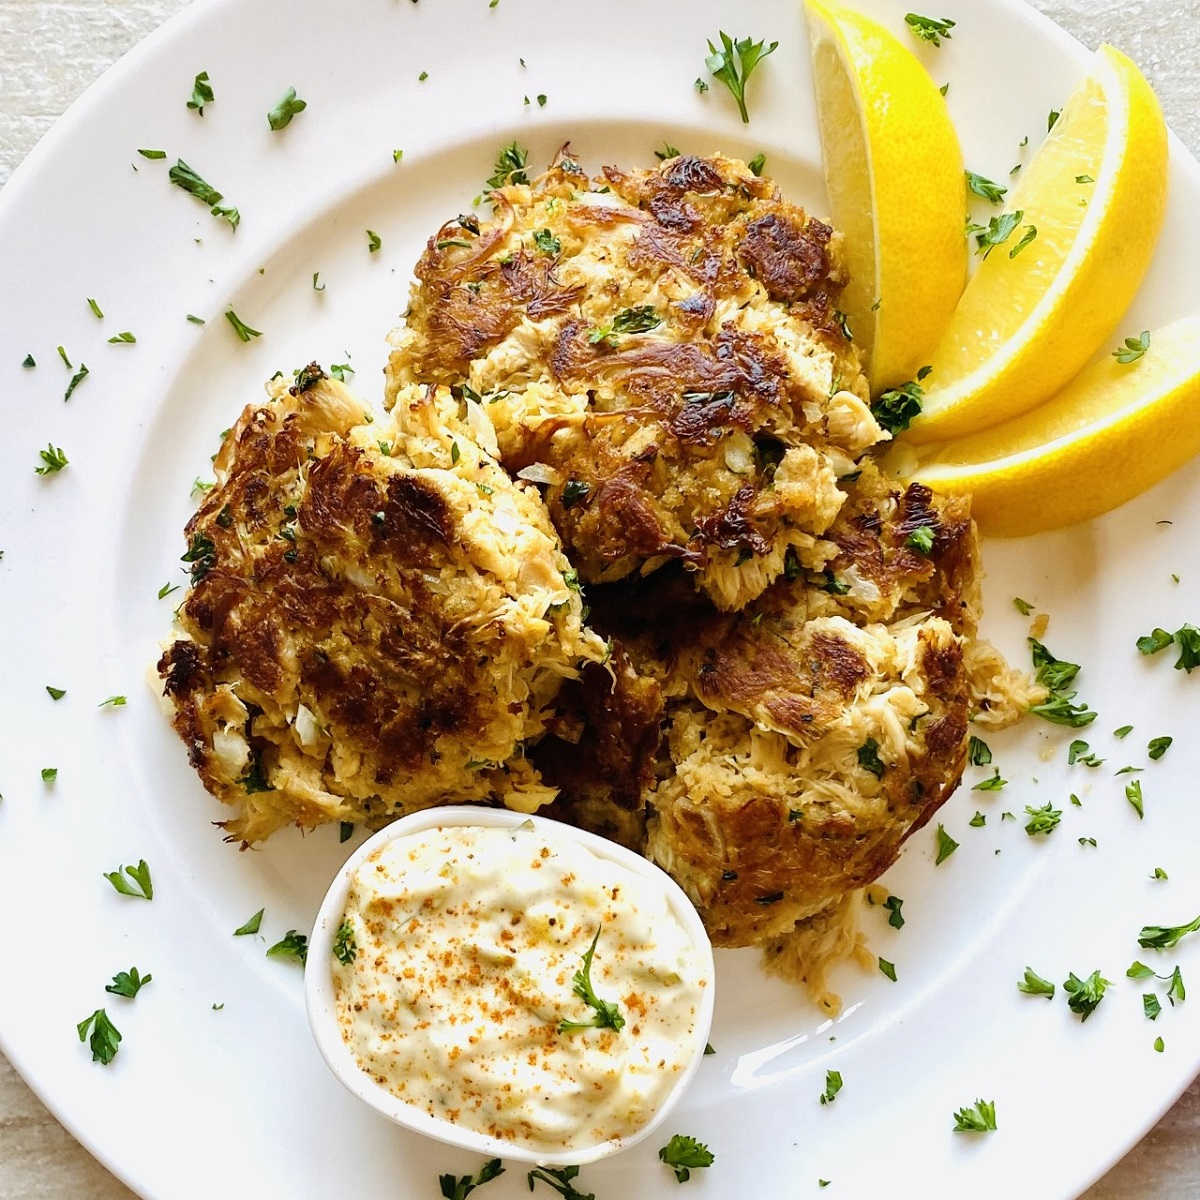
left=332, top=822, right=708, bottom=1152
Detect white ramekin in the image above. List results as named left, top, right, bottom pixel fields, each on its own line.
left=304, top=805, right=716, bottom=1166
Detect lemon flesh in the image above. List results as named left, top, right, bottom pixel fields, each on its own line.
left=908, top=316, right=1200, bottom=536
left=805, top=0, right=966, bottom=392
left=908, top=45, right=1168, bottom=444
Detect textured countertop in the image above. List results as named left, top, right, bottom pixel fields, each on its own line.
left=1, top=0, right=1197, bottom=1195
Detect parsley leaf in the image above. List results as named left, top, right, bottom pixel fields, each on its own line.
left=532, top=228, right=561, bottom=255
left=1012, top=596, right=1034, bottom=615
left=557, top=928, right=624, bottom=1033
left=267, top=86, right=306, bottom=130
left=107, top=331, right=136, bottom=344
left=975, top=209, right=1023, bottom=258
left=704, top=31, right=778, bottom=124
left=22, top=353, right=35, bottom=367
left=438, top=1158, right=504, bottom=1200
left=587, top=305, right=662, bottom=345
left=1113, top=724, right=1133, bottom=739
left=968, top=735, right=993, bottom=765
left=871, top=378, right=924, bottom=433
left=333, top=920, right=358, bottom=964
left=1063, top=969, right=1111, bottom=1021
left=1024, top=802, right=1062, bottom=836
left=747, top=152, right=766, bottom=176
left=857, top=737, right=886, bottom=779
left=137, top=148, right=166, bottom=160
left=905, top=13, right=956, bottom=46
left=1136, top=627, right=1173, bottom=656
left=181, top=531, right=216, bottom=582
left=105, top=966, right=152, bottom=999
left=77, top=1009, right=121, bottom=1065
left=1067, top=739, right=1103, bottom=767
left=934, top=823, right=958, bottom=864
left=46, top=686, right=66, bottom=701
left=972, top=769, right=1007, bottom=792
left=1148, top=736, right=1172, bottom=760
left=526, top=1165, right=594, bottom=1200
left=485, top=141, right=529, bottom=191
left=87, top=297, right=104, bottom=319
left=1018, top=967, right=1055, bottom=998
left=883, top=895, right=904, bottom=929
left=654, top=142, right=682, bottom=161
left=906, top=525, right=935, bottom=555
left=1173, top=624, right=1200, bottom=671
left=1028, top=637, right=1096, bottom=727
left=1113, top=331, right=1150, bottom=364
left=561, top=480, right=591, bottom=509
left=952, top=1099, right=997, bottom=1133
left=1138, top=915, right=1200, bottom=951
left=103, top=859, right=153, bottom=900
left=64, top=362, right=89, bottom=402
left=169, top=159, right=239, bottom=228
left=878, top=956, right=897, bottom=982
left=35, top=444, right=69, bottom=475
left=41, top=767, right=58, bottom=783
left=969, top=811, right=986, bottom=827
left=1168, top=965, right=1186, bottom=1006
left=1126, top=779, right=1144, bottom=819
left=658, top=1134, right=715, bottom=1182
left=966, top=171, right=1006, bottom=204
left=234, top=908, right=264, bottom=936
left=266, top=930, right=308, bottom=964
left=187, top=70, right=214, bottom=115
left=819, top=1068, right=843, bottom=1105
left=1144, top=992, right=1162, bottom=1020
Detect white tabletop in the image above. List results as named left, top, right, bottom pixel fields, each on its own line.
left=1, top=0, right=1197, bottom=1195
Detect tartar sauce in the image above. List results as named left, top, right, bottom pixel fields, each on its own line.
left=332, top=822, right=709, bottom=1152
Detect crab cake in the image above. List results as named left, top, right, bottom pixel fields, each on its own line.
left=157, top=368, right=604, bottom=844
left=385, top=149, right=878, bottom=610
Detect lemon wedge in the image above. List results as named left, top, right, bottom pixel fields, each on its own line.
left=804, top=0, right=966, bottom=392
left=903, top=316, right=1200, bottom=536
left=907, top=45, right=1168, bottom=444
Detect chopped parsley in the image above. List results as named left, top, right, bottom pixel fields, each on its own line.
left=64, top=362, right=89, bottom=402
left=654, top=142, right=682, bottom=161
left=883, top=895, right=905, bottom=929
left=267, top=86, right=306, bottom=130
left=98, top=695, right=127, bottom=708
left=1017, top=967, right=1055, bottom=998
left=905, top=525, right=935, bottom=555
left=1168, top=966, right=1186, bottom=1006
left=1063, top=969, right=1111, bottom=1021
left=22, top=353, right=35, bottom=367
left=35, top=444, right=69, bottom=475
left=972, top=769, right=1006, bottom=792
left=747, top=152, right=767, bottom=177
left=41, top=767, right=58, bottom=783
left=704, top=31, right=778, bottom=124
left=975, top=209, right=1023, bottom=258
left=77, top=1009, right=121, bottom=1065
left=330, top=362, right=354, bottom=382
left=951, top=1099, right=997, bottom=1133
left=186, top=70, right=214, bottom=114
left=1138, top=915, right=1200, bottom=951
left=1113, top=330, right=1150, bottom=364
left=557, top=928, right=624, bottom=1033
left=224, top=309, right=262, bottom=342
left=87, top=297, right=103, bottom=319
left=366, top=229, right=382, bottom=253
left=107, top=331, right=136, bottom=344
left=46, top=686, right=66, bottom=700
left=561, top=480, right=591, bottom=509
left=934, top=823, right=958, bottom=864
left=966, top=171, right=1006, bottom=204
left=526, top=1165, right=594, bottom=1200
left=169, top=159, right=239, bottom=228
left=658, top=1134, right=715, bottom=1182
left=181, top=531, right=216, bottom=582
left=1009, top=225, right=1038, bottom=258
left=105, top=967, right=151, bottom=999
left=1136, top=627, right=1174, bottom=655
left=878, top=956, right=897, bottom=982
left=138, top=148, right=166, bottom=160
left=1151, top=867, right=1169, bottom=881
left=485, top=141, right=529, bottom=191
left=1023, top=802, right=1061, bottom=836
left=56, top=345, right=71, bottom=367
left=333, top=920, right=358, bottom=964
left=871, top=378, right=924, bottom=434
left=587, top=305, right=662, bottom=345
left=969, top=811, right=986, bottom=827
left=103, top=859, right=153, bottom=900
left=905, top=13, right=955, bottom=45
left=266, top=930, right=308, bottom=964
left=418, top=70, right=429, bottom=81
left=819, top=1069, right=843, bottom=1105
left=1148, top=736, right=1172, bottom=760
left=186, top=313, right=205, bottom=325
left=532, top=228, right=561, bottom=255
left=1048, top=109, right=1062, bottom=131
left=438, top=1158, right=504, bottom=1200
left=857, top=737, right=886, bottom=778
left=1012, top=596, right=1034, bottom=615
left=393, top=149, right=404, bottom=163
left=1113, top=724, right=1133, bottom=739
left=1028, top=637, right=1095, bottom=728
left=339, top=821, right=354, bottom=843
left=1144, top=993, right=1162, bottom=1021
left=1126, top=779, right=1144, bottom=819
left=1067, top=739, right=1102, bottom=767
left=234, top=908, right=264, bottom=936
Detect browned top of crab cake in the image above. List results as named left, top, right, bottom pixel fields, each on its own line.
left=386, top=149, right=882, bottom=610
left=157, top=369, right=602, bottom=844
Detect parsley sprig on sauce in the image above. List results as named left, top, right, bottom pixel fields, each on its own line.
left=557, top=927, right=624, bottom=1034
left=704, top=31, right=778, bottom=124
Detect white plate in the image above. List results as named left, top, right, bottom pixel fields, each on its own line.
left=1, top=0, right=1198, bottom=1196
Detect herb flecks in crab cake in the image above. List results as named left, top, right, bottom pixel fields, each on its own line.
left=385, top=148, right=878, bottom=611
left=157, top=368, right=604, bottom=844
